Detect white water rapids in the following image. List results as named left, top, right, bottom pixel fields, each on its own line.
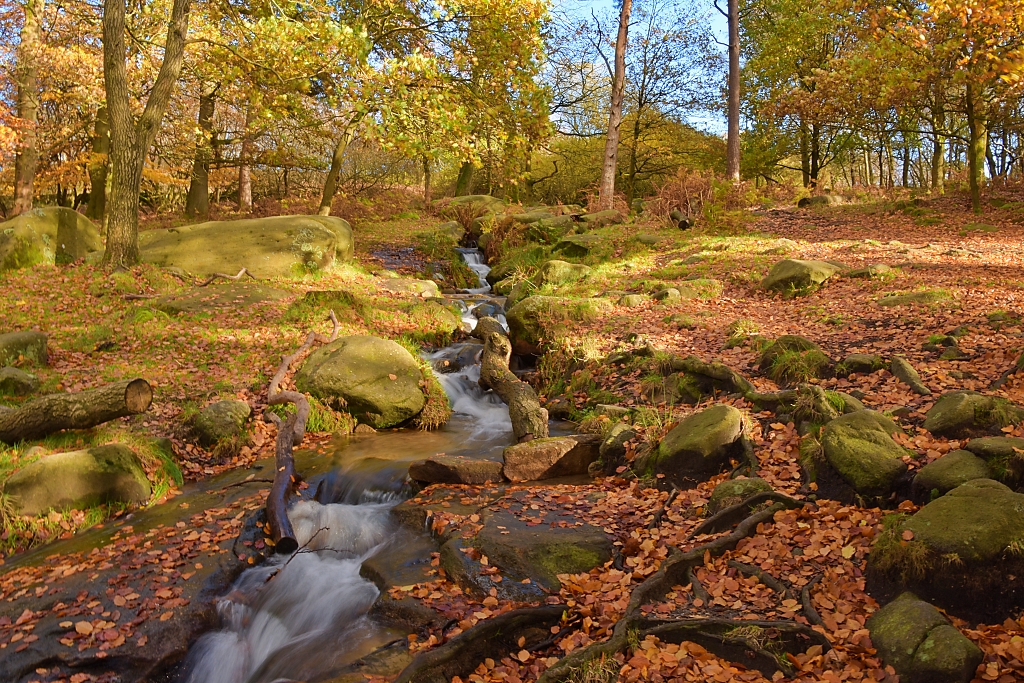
left=180, top=248, right=513, bottom=683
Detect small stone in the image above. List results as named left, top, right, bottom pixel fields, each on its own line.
left=0, top=366, right=39, bottom=396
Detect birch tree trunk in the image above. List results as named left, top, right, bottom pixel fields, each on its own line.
left=12, top=0, right=44, bottom=216
left=597, top=0, right=632, bottom=211
left=725, top=0, right=741, bottom=182
left=102, top=0, right=192, bottom=268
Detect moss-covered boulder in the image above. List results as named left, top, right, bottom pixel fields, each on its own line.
left=193, top=399, right=251, bottom=447
left=552, top=234, right=602, bottom=258
left=295, top=335, right=426, bottom=428
left=891, top=357, right=931, bottom=395
left=878, top=290, right=952, bottom=308
left=0, top=207, right=102, bottom=270
left=449, top=194, right=505, bottom=214
left=637, top=404, right=745, bottom=488
left=839, top=353, right=884, bottom=375
left=475, top=509, right=612, bottom=592
left=761, top=259, right=842, bottom=292
left=505, top=296, right=612, bottom=356
left=922, top=391, right=1024, bottom=437
left=820, top=410, right=907, bottom=499
left=869, top=479, right=1024, bottom=620
left=502, top=435, right=600, bottom=482
left=595, top=422, right=638, bottom=475
left=531, top=260, right=591, bottom=287
left=577, top=209, right=623, bottom=229
left=912, top=450, right=993, bottom=502
left=963, top=436, right=1024, bottom=486
left=151, top=282, right=289, bottom=314
left=758, top=335, right=831, bottom=382
left=408, top=456, right=504, bottom=485
left=3, top=444, right=151, bottom=515
left=867, top=592, right=982, bottom=683
left=618, top=294, right=646, bottom=307
left=139, top=215, right=353, bottom=278
left=0, top=330, right=48, bottom=367
left=707, top=477, right=773, bottom=514
left=0, top=366, right=38, bottom=396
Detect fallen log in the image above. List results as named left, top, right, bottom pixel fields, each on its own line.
left=0, top=379, right=152, bottom=444
left=478, top=322, right=548, bottom=442
left=263, top=312, right=340, bottom=554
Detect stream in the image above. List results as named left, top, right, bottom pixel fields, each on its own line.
left=179, top=249, right=533, bottom=683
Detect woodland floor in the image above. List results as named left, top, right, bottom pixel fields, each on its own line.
left=3, top=191, right=1024, bottom=683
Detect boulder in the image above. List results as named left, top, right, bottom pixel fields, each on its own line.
left=0, top=330, right=48, bottom=367
left=878, top=290, right=953, bottom=308
left=531, top=260, right=591, bottom=287
left=891, top=357, right=931, bottom=395
left=151, top=282, right=289, bottom=314
left=596, top=422, right=638, bottom=474
left=848, top=263, right=892, bottom=278
left=758, top=335, right=831, bottom=381
left=193, top=399, right=251, bottom=447
left=922, top=391, right=1024, bottom=437
left=867, top=593, right=982, bottom=683
left=436, top=221, right=466, bottom=242
left=295, top=335, right=426, bottom=428
left=3, top=444, right=151, bottom=515
left=502, top=435, right=601, bottom=482
left=0, top=366, right=39, bottom=396
left=449, top=194, right=505, bottom=214
left=761, top=259, right=842, bottom=292
left=577, top=210, right=623, bottom=229
left=912, top=450, right=993, bottom=501
left=382, top=278, right=440, bottom=298
left=797, top=195, right=844, bottom=208
left=139, top=215, right=353, bottom=278
left=0, top=207, right=102, bottom=270
left=820, top=410, right=907, bottom=499
left=407, top=456, right=504, bottom=485
left=636, top=234, right=662, bottom=246
left=513, top=210, right=556, bottom=224
left=637, top=404, right=745, bottom=488
left=505, top=296, right=612, bottom=356
left=552, top=234, right=602, bottom=258
left=840, top=353, right=884, bottom=375
left=618, top=294, right=646, bottom=307
left=706, top=477, right=773, bottom=514
left=964, top=436, right=1024, bottom=485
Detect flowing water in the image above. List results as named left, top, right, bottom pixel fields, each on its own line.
left=180, top=248, right=524, bottom=683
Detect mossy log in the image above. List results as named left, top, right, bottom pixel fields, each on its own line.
left=394, top=605, right=566, bottom=683
left=479, top=326, right=548, bottom=442
left=0, top=379, right=152, bottom=444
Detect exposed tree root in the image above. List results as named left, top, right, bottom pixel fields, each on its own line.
left=690, top=491, right=808, bottom=538
left=727, top=560, right=793, bottom=600
left=394, top=605, right=567, bottom=683
left=197, top=267, right=257, bottom=287
left=801, top=574, right=825, bottom=627
left=537, top=502, right=806, bottom=682
left=478, top=319, right=549, bottom=442
left=263, top=312, right=340, bottom=554
left=730, top=437, right=760, bottom=478
left=648, top=487, right=679, bottom=529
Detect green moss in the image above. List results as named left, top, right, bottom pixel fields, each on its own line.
left=412, top=369, right=452, bottom=431
left=870, top=514, right=935, bottom=582
left=878, top=289, right=953, bottom=308
left=767, top=349, right=831, bottom=384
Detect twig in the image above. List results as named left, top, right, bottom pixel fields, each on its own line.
left=124, top=294, right=158, bottom=300
left=648, top=487, right=679, bottom=529
left=801, top=574, right=825, bottom=626
left=727, top=560, right=793, bottom=600
left=687, top=566, right=710, bottom=604
left=197, top=267, right=257, bottom=287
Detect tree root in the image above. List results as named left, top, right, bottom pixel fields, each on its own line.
left=727, top=560, right=793, bottom=601
left=263, top=312, right=340, bottom=554
left=648, top=487, right=679, bottom=530
left=690, top=491, right=808, bottom=538
left=730, top=437, right=760, bottom=478
left=478, top=319, right=548, bottom=442
left=687, top=566, right=710, bottom=604
left=801, top=574, right=825, bottom=627
left=197, top=267, right=257, bottom=287
left=538, top=502, right=795, bottom=683
left=394, top=604, right=567, bottom=683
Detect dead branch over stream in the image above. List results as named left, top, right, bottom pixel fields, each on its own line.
left=477, top=317, right=549, bottom=442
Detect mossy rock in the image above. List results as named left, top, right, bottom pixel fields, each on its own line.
left=618, top=294, right=646, bottom=307
left=839, top=353, right=884, bottom=375
left=0, top=366, right=39, bottom=396
left=3, top=444, right=151, bottom=515
left=963, top=436, right=1024, bottom=485
left=0, top=207, right=102, bottom=270
left=922, top=391, right=1024, bottom=437
left=151, top=282, right=290, bottom=314
left=706, top=477, right=773, bottom=514
left=449, top=194, right=505, bottom=214
left=531, top=260, right=591, bottom=287
left=577, top=209, right=623, bottom=229
left=798, top=195, right=844, bottom=208
left=407, top=456, right=504, bottom=485
left=867, top=592, right=982, bottom=683
left=820, top=410, right=907, bottom=499
left=0, top=330, right=48, bottom=367
left=502, top=435, right=600, bottom=482
left=193, top=399, right=251, bottom=447
left=638, top=404, right=744, bottom=488
left=382, top=278, right=440, bottom=298
left=512, top=209, right=556, bottom=224
left=758, top=335, right=831, bottom=382
left=848, top=264, right=892, bottom=278
left=911, top=450, right=993, bottom=502
left=139, top=215, right=353, bottom=278
left=552, top=234, right=602, bottom=258
left=596, top=422, right=638, bottom=474
left=295, top=335, right=426, bottom=428
left=761, top=259, right=842, bottom=292
left=878, top=291, right=953, bottom=308
left=505, top=295, right=612, bottom=356
left=758, top=335, right=822, bottom=368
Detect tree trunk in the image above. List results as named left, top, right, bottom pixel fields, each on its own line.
left=12, top=0, right=45, bottom=216
left=86, top=106, right=110, bottom=223
left=317, top=113, right=364, bottom=215
left=478, top=323, right=548, bottom=443
left=725, top=0, right=740, bottom=182
left=422, top=155, right=432, bottom=203
left=625, top=116, right=641, bottom=207
left=237, top=103, right=253, bottom=212
left=966, top=81, right=987, bottom=214
left=598, top=0, right=633, bottom=210
left=931, top=110, right=945, bottom=193
left=799, top=122, right=810, bottom=188
left=809, top=123, right=820, bottom=188
left=454, top=161, right=475, bottom=196
left=185, top=85, right=216, bottom=218
left=102, top=0, right=192, bottom=268
left=0, top=379, right=152, bottom=444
